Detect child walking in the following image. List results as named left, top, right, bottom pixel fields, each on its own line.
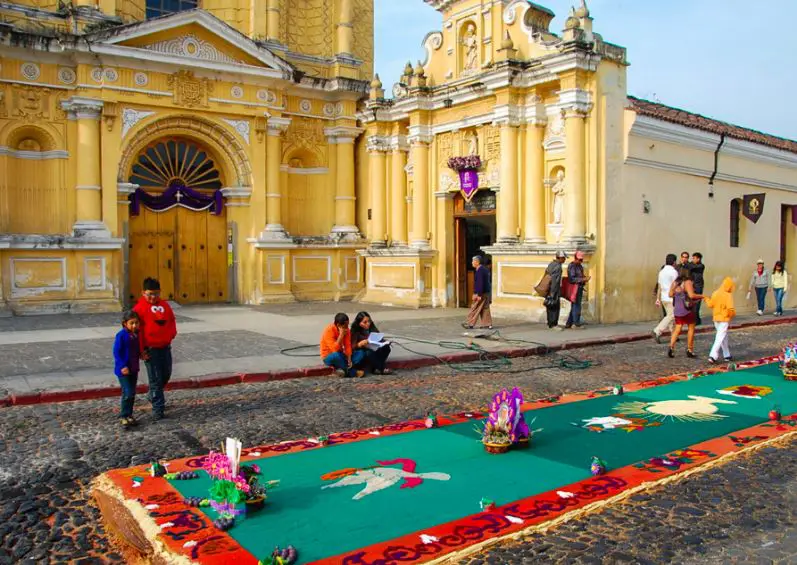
left=704, top=277, right=736, bottom=363
left=133, top=277, right=178, bottom=420
left=113, top=311, right=141, bottom=429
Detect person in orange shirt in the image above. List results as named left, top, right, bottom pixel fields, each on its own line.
left=704, top=277, right=736, bottom=364
left=320, top=313, right=364, bottom=378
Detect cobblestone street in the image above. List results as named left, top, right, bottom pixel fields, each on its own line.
left=1, top=323, right=795, bottom=564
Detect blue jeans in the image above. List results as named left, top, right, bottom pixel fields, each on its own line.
left=566, top=286, right=584, bottom=327
left=323, top=352, right=357, bottom=377
left=145, top=346, right=172, bottom=415
left=117, top=372, right=138, bottom=418
left=352, top=345, right=392, bottom=373
left=774, top=288, right=785, bottom=314
left=755, top=287, right=767, bottom=311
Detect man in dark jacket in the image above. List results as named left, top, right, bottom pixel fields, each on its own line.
left=545, top=251, right=567, bottom=330
left=691, top=252, right=705, bottom=325
left=463, top=256, right=492, bottom=329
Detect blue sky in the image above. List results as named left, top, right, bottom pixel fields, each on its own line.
left=375, top=0, right=797, bottom=140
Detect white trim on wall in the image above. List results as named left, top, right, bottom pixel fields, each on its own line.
left=344, top=256, right=361, bottom=284
left=83, top=256, right=107, bottom=291
left=367, top=262, right=417, bottom=291
left=266, top=255, right=286, bottom=285
left=0, top=147, right=69, bottom=159
left=10, top=257, right=68, bottom=295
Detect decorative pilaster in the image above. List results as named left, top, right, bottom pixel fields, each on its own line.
left=563, top=107, right=588, bottom=243
left=497, top=122, right=519, bottom=244
left=389, top=136, right=409, bottom=246
left=524, top=101, right=547, bottom=244
left=261, top=117, right=291, bottom=240
left=367, top=135, right=388, bottom=247
left=266, top=0, right=281, bottom=43
left=326, top=126, right=364, bottom=239
left=337, top=0, right=354, bottom=56
left=63, top=97, right=110, bottom=238
left=408, top=129, right=432, bottom=249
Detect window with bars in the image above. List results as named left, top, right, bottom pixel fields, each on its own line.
left=730, top=199, right=741, bottom=248
left=146, top=0, right=199, bottom=19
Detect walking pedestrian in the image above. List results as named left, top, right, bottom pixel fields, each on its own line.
left=747, top=259, right=770, bottom=315
left=652, top=254, right=679, bottom=343
left=463, top=256, right=492, bottom=329
left=542, top=251, right=566, bottom=330
left=690, top=252, right=705, bottom=325
left=771, top=260, right=788, bottom=316
left=113, top=310, right=141, bottom=429
left=668, top=268, right=703, bottom=358
left=133, top=277, right=177, bottom=421
left=704, top=277, right=736, bottom=363
left=565, top=251, right=590, bottom=328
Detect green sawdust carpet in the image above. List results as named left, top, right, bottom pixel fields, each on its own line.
left=170, top=363, right=793, bottom=563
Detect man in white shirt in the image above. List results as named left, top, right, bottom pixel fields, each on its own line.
left=652, top=254, right=679, bottom=343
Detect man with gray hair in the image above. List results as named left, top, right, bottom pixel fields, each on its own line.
left=463, top=255, right=492, bottom=329
left=544, top=251, right=567, bottom=330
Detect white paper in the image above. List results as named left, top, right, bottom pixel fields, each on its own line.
left=367, top=333, right=390, bottom=351
left=225, top=437, right=242, bottom=477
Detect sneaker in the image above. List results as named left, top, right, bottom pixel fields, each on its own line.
left=724, top=356, right=733, bottom=362
left=708, top=357, right=717, bottom=364
left=756, top=310, right=763, bottom=316
left=334, top=369, right=346, bottom=378
left=127, top=416, right=139, bottom=427
left=120, top=418, right=131, bottom=429
left=550, top=326, right=563, bottom=332
left=652, top=331, right=662, bottom=344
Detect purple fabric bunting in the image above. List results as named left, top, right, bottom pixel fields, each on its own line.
left=129, top=183, right=224, bottom=217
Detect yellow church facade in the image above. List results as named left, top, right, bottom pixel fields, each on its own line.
left=1, top=0, right=796, bottom=323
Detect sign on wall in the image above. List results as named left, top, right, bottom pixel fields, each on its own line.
left=742, top=193, right=766, bottom=223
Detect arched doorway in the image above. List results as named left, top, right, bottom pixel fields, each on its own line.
left=127, top=138, right=229, bottom=304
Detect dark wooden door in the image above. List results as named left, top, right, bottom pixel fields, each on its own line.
left=455, top=217, right=467, bottom=307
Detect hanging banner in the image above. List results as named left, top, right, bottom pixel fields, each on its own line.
left=458, top=169, right=479, bottom=202
left=742, top=193, right=765, bottom=224
left=129, top=184, right=224, bottom=217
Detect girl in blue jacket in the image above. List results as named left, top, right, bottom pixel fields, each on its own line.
left=113, top=311, right=142, bottom=428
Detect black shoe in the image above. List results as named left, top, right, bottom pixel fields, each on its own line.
left=461, top=323, right=473, bottom=329
left=667, top=348, right=674, bottom=358
left=686, top=350, right=696, bottom=358
left=564, top=324, right=573, bottom=329
left=724, top=356, right=733, bottom=362
left=153, top=412, right=165, bottom=421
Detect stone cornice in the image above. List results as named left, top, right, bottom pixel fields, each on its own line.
left=559, top=88, right=593, bottom=116
left=366, top=135, right=390, bottom=152
left=407, top=124, right=434, bottom=145
left=61, top=96, right=103, bottom=119
left=267, top=116, right=292, bottom=134
left=324, top=125, right=365, bottom=141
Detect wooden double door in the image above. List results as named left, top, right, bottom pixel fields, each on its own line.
left=129, top=207, right=228, bottom=304
left=454, top=192, right=496, bottom=307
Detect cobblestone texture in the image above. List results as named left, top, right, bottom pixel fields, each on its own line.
left=0, top=324, right=795, bottom=563
left=0, top=331, right=303, bottom=378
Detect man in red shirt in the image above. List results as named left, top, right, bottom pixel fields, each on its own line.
left=133, top=277, right=177, bottom=420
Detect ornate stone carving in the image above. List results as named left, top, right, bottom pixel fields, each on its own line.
left=11, top=86, right=50, bottom=122
left=91, top=67, right=104, bottom=83
left=0, top=89, right=7, bottom=118
left=104, top=68, right=119, bottom=82
left=286, top=117, right=323, bottom=148
left=222, top=118, right=251, bottom=144
left=134, top=72, right=149, bottom=87
left=122, top=108, right=155, bottom=138
left=103, top=102, right=119, bottom=132
left=167, top=71, right=214, bottom=108
left=286, top=0, right=333, bottom=58
left=230, top=85, right=244, bottom=99
left=141, top=34, right=240, bottom=64
left=58, top=68, right=76, bottom=85
left=437, top=132, right=454, bottom=167
left=550, top=170, right=565, bottom=225
left=461, top=23, right=478, bottom=72
left=439, top=171, right=455, bottom=192
left=462, top=130, right=478, bottom=156
left=484, top=125, right=500, bottom=161
left=366, top=135, right=388, bottom=152
left=20, top=63, right=40, bottom=81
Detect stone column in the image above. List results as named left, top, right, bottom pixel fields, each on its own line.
left=266, top=0, right=281, bottom=42
left=564, top=108, right=587, bottom=243
left=326, top=126, right=362, bottom=239
left=524, top=120, right=546, bottom=244
left=496, top=123, right=519, bottom=244
left=65, top=97, right=109, bottom=238
left=409, top=135, right=431, bottom=248
left=261, top=117, right=291, bottom=240
left=337, top=0, right=354, bottom=55
left=367, top=136, right=388, bottom=247
left=389, top=139, right=409, bottom=246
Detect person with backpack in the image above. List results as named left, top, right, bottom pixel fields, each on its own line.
left=537, top=251, right=566, bottom=330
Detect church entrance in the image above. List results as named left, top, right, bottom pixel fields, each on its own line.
left=127, top=138, right=229, bottom=305
left=454, top=191, right=496, bottom=307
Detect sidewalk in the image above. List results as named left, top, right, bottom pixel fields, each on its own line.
left=0, top=303, right=794, bottom=405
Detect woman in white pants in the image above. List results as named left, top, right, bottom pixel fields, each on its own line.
left=704, top=277, right=737, bottom=363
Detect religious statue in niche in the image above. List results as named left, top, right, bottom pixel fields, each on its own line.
left=462, top=24, right=478, bottom=72
left=463, top=130, right=478, bottom=156
left=551, top=170, right=565, bottom=225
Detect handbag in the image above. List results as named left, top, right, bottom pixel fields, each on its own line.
left=534, top=273, right=552, bottom=296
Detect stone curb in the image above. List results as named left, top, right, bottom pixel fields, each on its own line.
left=2, top=315, right=795, bottom=408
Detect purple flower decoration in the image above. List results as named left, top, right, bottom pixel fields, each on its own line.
left=448, top=155, right=482, bottom=171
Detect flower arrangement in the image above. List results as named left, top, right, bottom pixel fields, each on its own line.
left=447, top=155, right=482, bottom=171
left=477, top=388, right=542, bottom=453
left=782, top=343, right=797, bottom=379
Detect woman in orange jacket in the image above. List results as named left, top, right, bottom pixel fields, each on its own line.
left=704, top=277, right=736, bottom=363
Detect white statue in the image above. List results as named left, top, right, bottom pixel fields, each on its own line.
left=462, top=25, right=478, bottom=71
left=465, top=131, right=478, bottom=156
left=551, top=170, right=565, bottom=225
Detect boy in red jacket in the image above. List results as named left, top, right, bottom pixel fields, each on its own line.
left=133, top=277, right=177, bottom=420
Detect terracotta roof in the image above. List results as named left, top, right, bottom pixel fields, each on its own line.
left=627, top=95, right=797, bottom=155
